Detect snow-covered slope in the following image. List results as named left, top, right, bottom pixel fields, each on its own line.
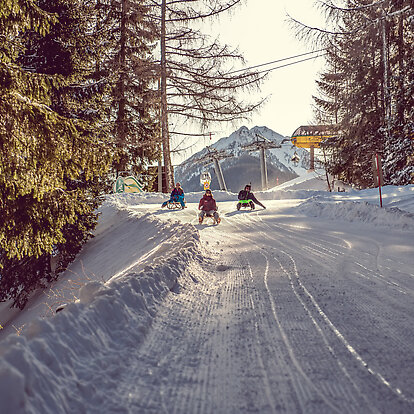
left=175, top=125, right=310, bottom=192
left=1, top=181, right=414, bottom=413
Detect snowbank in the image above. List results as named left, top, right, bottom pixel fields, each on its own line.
left=0, top=205, right=203, bottom=413
left=0, top=179, right=413, bottom=412
left=298, top=197, right=414, bottom=231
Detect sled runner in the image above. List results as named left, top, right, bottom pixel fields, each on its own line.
left=199, top=213, right=221, bottom=225
left=166, top=200, right=185, bottom=210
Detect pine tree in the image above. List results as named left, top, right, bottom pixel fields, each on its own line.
left=0, top=0, right=111, bottom=308
left=294, top=0, right=413, bottom=186
left=382, top=0, right=414, bottom=184
left=93, top=0, right=161, bottom=177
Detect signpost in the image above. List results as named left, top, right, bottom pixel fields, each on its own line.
left=291, top=125, right=336, bottom=172
left=200, top=171, right=212, bottom=190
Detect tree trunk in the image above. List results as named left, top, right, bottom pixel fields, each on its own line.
left=116, top=0, right=128, bottom=157
left=160, top=0, right=173, bottom=191
left=381, top=17, right=391, bottom=141
left=396, top=12, right=405, bottom=126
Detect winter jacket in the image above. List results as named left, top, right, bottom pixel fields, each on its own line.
left=171, top=187, right=184, bottom=198
left=238, top=189, right=265, bottom=208
left=199, top=194, right=217, bottom=211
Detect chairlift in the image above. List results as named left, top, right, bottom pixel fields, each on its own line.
left=200, top=171, right=212, bottom=186
left=291, top=151, right=300, bottom=165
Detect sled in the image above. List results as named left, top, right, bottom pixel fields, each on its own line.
left=236, top=199, right=254, bottom=211
left=199, top=213, right=221, bottom=225
left=166, top=200, right=185, bottom=210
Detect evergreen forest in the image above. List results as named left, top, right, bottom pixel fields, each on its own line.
left=302, top=0, right=413, bottom=186
left=0, top=0, right=262, bottom=308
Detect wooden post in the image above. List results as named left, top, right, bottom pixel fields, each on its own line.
left=309, top=145, right=315, bottom=171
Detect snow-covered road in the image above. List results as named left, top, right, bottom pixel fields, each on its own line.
left=107, top=199, right=414, bottom=413
left=1, top=184, right=414, bottom=413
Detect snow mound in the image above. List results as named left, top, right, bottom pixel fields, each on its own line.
left=0, top=212, right=203, bottom=413
left=298, top=197, right=414, bottom=231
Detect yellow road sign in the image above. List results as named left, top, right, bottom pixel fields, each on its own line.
left=291, top=125, right=336, bottom=148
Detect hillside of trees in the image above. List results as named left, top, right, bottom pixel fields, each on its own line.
left=0, top=0, right=263, bottom=308
left=294, top=0, right=413, bottom=187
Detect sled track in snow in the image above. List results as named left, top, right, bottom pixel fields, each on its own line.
left=106, top=205, right=414, bottom=413
left=276, top=249, right=411, bottom=403
left=220, top=219, right=372, bottom=412
left=228, top=211, right=414, bottom=409
left=247, top=253, right=352, bottom=413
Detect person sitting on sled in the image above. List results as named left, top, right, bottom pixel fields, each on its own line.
left=162, top=182, right=186, bottom=208
left=237, top=184, right=266, bottom=210
left=198, top=189, right=220, bottom=224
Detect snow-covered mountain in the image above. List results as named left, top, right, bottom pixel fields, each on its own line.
left=175, top=126, right=310, bottom=192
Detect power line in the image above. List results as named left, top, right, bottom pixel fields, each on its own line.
left=255, top=53, right=326, bottom=75
left=228, top=49, right=326, bottom=75
left=156, top=50, right=327, bottom=96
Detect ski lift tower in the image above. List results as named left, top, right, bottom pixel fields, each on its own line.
left=242, top=133, right=281, bottom=190
left=196, top=146, right=231, bottom=191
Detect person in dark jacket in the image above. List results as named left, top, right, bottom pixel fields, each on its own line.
left=237, top=184, right=266, bottom=210
left=198, top=189, right=220, bottom=224
left=162, top=182, right=186, bottom=208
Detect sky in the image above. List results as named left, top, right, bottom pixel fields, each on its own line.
left=172, top=0, right=327, bottom=163
left=1, top=178, right=414, bottom=412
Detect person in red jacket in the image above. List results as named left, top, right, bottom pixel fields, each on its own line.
left=198, top=189, right=221, bottom=224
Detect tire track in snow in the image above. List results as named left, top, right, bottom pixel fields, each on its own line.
left=267, top=251, right=378, bottom=413
left=261, top=223, right=414, bottom=405
left=252, top=214, right=414, bottom=300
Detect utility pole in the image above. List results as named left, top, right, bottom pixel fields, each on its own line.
left=213, top=158, right=227, bottom=191
left=259, top=147, right=268, bottom=190
left=242, top=133, right=281, bottom=190
left=196, top=146, right=231, bottom=191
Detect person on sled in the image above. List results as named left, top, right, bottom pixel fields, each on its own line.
left=161, top=182, right=186, bottom=208
left=237, top=184, right=266, bottom=210
left=198, top=189, right=221, bottom=224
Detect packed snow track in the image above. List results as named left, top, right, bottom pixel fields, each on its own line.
left=111, top=198, right=414, bottom=413
left=1, top=191, right=413, bottom=414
